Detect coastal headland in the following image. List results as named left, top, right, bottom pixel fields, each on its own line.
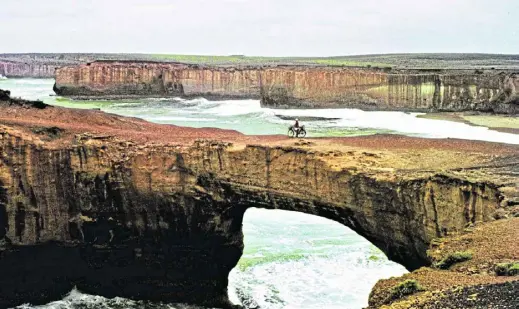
left=0, top=89, right=518, bottom=308
left=2, top=53, right=518, bottom=114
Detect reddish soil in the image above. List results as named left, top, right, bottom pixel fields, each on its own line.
left=1, top=103, right=518, bottom=156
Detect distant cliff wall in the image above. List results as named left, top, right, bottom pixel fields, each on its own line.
left=54, top=62, right=261, bottom=99
left=260, top=68, right=518, bottom=113
left=54, top=62, right=519, bottom=113
left=0, top=61, right=57, bottom=78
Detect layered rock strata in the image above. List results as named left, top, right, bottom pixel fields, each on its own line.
left=54, top=61, right=262, bottom=100
left=54, top=61, right=519, bottom=113
left=1, top=91, right=518, bottom=308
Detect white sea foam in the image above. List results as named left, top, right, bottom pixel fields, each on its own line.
left=227, top=208, right=407, bottom=309
left=15, top=287, right=203, bottom=309
left=3, top=79, right=517, bottom=309
left=167, top=98, right=519, bottom=144
left=146, top=116, right=217, bottom=122
left=202, top=99, right=264, bottom=116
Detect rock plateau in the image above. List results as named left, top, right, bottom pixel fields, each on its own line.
left=0, top=90, right=518, bottom=308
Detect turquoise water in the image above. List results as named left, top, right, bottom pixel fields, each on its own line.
left=228, top=209, right=406, bottom=309
left=1, top=78, right=516, bottom=309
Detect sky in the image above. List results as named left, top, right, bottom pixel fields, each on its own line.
left=1, top=0, right=517, bottom=56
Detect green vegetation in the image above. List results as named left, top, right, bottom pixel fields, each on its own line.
left=148, top=54, right=392, bottom=67
left=388, top=279, right=425, bottom=300
left=147, top=53, right=519, bottom=69
left=495, top=262, right=519, bottom=276
left=416, top=113, right=519, bottom=135
left=303, top=58, right=391, bottom=67
left=463, top=115, right=519, bottom=131
left=434, top=251, right=473, bottom=269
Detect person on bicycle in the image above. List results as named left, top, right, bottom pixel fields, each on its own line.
left=294, top=118, right=300, bottom=136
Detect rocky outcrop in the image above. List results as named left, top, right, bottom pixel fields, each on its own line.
left=1, top=91, right=518, bottom=308
left=0, top=89, right=48, bottom=108
left=54, top=61, right=519, bottom=114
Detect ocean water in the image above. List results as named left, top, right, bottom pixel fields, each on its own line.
left=1, top=78, right=516, bottom=309
left=2, top=78, right=519, bottom=144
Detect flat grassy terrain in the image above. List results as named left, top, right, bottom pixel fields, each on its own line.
left=1, top=53, right=519, bottom=69
left=417, top=112, right=519, bottom=134
left=148, top=54, right=392, bottom=67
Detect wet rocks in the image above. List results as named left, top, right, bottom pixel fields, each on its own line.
left=0, top=88, right=48, bottom=109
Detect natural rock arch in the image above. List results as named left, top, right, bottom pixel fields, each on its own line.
left=0, top=134, right=506, bottom=309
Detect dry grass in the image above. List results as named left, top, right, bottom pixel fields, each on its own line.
left=417, top=112, right=519, bottom=135
left=428, top=218, right=519, bottom=274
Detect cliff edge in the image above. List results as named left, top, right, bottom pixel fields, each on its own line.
left=1, top=90, right=518, bottom=308
left=54, top=61, right=519, bottom=114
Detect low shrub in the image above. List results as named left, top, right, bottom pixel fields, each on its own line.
left=495, top=263, right=519, bottom=276
left=434, top=251, right=473, bottom=269
left=388, top=279, right=425, bottom=300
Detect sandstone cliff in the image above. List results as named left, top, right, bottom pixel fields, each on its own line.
left=1, top=91, right=518, bottom=308
left=54, top=61, right=519, bottom=114
left=54, top=61, right=261, bottom=99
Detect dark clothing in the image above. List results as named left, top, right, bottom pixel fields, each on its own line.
left=294, top=120, right=300, bottom=128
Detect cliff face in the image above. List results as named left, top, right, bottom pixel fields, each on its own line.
left=54, top=62, right=261, bottom=99
left=260, top=68, right=519, bottom=113
left=54, top=62, right=519, bottom=114
left=1, top=92, right=518, bottom=308
left=0, top=61, right=57, bottom=78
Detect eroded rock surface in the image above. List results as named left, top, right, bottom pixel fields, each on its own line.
left=54, top=61, right=519, bottom=114
left=369, top=218, right=519, bottom=308
left=1, top=91, right=518, bottom=308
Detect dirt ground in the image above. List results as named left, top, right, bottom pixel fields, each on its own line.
left=369, top=218, right=519, bottom=308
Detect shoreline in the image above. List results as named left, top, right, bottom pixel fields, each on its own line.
left=1, top=91, right=518, bottom=308
left=417, top=112, right=519, bottom=135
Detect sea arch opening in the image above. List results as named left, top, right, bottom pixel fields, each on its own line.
left=227, top=208, right=407, bottom=309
